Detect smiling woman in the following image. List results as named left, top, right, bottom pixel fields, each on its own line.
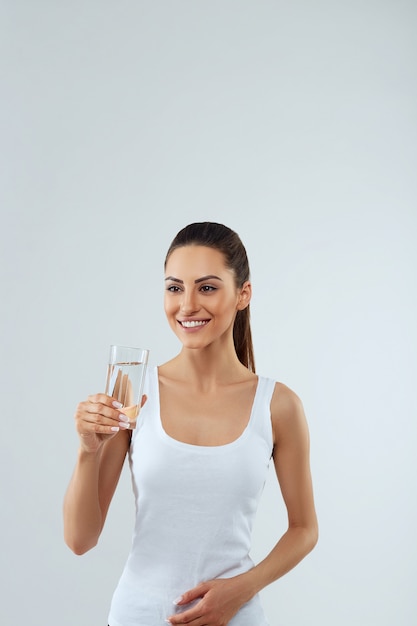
left=63, top=222, right=318, bottom=626
left=163, top=244, right=252, bottom=357
left=164, top=222, right=255, bottom=372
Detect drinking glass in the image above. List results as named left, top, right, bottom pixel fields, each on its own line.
left=104, top=345, right=149, bottom=428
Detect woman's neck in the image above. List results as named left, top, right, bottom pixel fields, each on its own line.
left=161, top=347, right=253, bottom=390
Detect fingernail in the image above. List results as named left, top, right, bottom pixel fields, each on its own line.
left=119, top=421, right=130, bottom=429
left=111, top=426, right=120, bottom=432
left=173, top=596, right=183, bottom=605
left=119, top=413, right=129, bottom=422
left=112, top=401, right=123, bottom=408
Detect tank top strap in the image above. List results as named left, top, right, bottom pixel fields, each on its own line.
left=249, top=376, right=276, bottom=455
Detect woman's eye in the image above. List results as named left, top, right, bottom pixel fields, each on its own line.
left=166, top=284, right=216, bottom=293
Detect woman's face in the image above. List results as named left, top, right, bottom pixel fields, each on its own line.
left=164, top=245, right=251, bottom=351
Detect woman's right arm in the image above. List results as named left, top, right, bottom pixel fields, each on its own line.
left=63, top=393, right=131, bottom=555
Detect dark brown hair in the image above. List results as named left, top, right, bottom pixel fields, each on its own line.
left=164, top=222, right=255, bottom=372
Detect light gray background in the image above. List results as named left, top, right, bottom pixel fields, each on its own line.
left=1, top=1, right=416, bottom=625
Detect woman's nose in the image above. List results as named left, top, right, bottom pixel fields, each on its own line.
left=180, top=290, right=199, bottom=314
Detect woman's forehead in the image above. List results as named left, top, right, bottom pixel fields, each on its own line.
left=165, top=245, right=232, bottom=277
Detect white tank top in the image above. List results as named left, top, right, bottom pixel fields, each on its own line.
left=108, top=366, right=275, bottom=626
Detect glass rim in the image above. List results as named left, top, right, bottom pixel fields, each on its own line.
left=109, top=344, right=149, bottom=352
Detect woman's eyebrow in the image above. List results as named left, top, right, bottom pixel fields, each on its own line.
left=195, top=275, right=223, bottom=283
left=165, top=275, right=223, bottom=284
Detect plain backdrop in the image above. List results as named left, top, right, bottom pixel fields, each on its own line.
left=1, top=1, right=416, bottom=625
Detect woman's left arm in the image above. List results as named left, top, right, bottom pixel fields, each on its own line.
left=167, top=384, right=318, bottom=625
left=244, top=382, right=319, bottom=594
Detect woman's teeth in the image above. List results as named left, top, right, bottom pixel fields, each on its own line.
left=180, top=320, right=208, bottom=328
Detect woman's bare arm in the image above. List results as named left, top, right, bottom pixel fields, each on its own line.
left=245, top=382, right=319, bottom=592
left=63, top=393, right=132, bottom=554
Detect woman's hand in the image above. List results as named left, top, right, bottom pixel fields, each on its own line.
left=166, top=576, right=253, bottom=626
left=74, top=393, right=132, bottom=453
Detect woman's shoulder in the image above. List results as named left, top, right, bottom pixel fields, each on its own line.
left=268, top=380, right=306, bottom=426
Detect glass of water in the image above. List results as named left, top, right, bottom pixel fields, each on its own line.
left=104, top=345, right=149, bottom=428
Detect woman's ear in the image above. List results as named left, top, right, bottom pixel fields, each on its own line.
left=237, top=281, right=252, bottom=310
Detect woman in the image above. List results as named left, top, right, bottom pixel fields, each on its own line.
left=64, top=221, right=318, bottom=626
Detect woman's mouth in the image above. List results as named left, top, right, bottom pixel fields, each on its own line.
left=178, top=320, right=209, bottom=328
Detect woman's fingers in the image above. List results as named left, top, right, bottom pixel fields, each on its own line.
left=87, top=393, right=123, bottom=407
left=75, top=395, right=131, bottom=436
